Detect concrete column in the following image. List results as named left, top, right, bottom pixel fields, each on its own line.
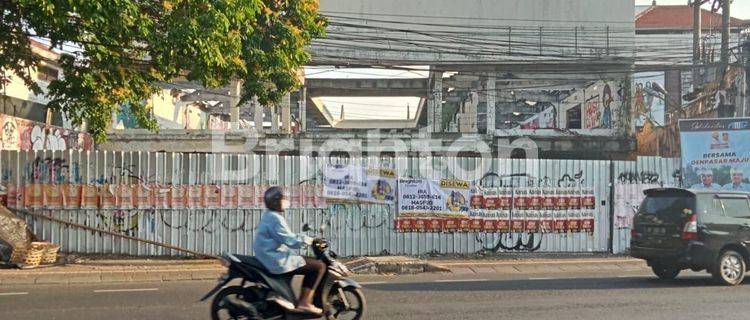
left=229, top=80, right=241, bottom=130
left=299, top=87, right=307, bottom=132
left=427, top=84, right=435, bottom=132
left=484, top=76, right=496, bottom=135
left=253, top=97, right=263, bottom=134
left=433, top=72, right=443, bottom=132
left=665, top=70, right=682, bottom=114
left=270, top=105, right=279, bottom=133
left=281, top=93, right=291, bottom=134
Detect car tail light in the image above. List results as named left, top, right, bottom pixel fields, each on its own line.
left=682, top=214, right=698, bottom=241
left=630, top=228, right=637, bottom=238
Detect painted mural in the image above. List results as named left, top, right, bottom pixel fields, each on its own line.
left=634, top=72, right=666, bottom=127
left=0, top=114, right=93, bottom=151
left=583, top=83, right=618, bottom=130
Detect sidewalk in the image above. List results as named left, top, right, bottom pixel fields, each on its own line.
left=0, top=257, right=648, bottom=285
left=431, top=258, right=648, bottom=275
left=0, top=259, right=224, bottom=285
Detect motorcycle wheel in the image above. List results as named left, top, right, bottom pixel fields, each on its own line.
left=326, top=286, right=366, bottom=320
left=211, top=286, right=278, bottom=320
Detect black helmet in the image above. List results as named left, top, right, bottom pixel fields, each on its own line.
left=264, top=186, right=284, bottom=212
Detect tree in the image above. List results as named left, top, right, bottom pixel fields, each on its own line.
left=1, top=0, right=326, bottom=141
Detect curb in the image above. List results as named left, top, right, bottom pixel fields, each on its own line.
left=0, top=268, right=224, bottom=285
left=444, top=260, right=649, bottom=275
left=0, top=259, right=649, bottom=285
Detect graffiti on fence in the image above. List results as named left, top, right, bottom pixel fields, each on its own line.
left=23, top=156, right=82, bottom=184
left=617, top=170, right=662, bottom=185
left=95, top=209, right=152, bottom=235
left=557, top=171, right=585, bottom=187
left=2, top=168, right=12, bottom=182
left=157, top=209, right=259, bottom=234
left=331, top=204, right=389, bottom=232
left=476, top=233, right=543, bottom=253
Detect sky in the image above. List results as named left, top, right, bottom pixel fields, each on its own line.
left=635, top=0, right=750, bottom=19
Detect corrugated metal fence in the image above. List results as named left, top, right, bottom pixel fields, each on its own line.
left=0, top=150, right=680, bottom=256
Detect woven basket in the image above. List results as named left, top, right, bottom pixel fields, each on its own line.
left=42, top=244, right=60, bottom=264
left=22, top=242, right=47, bottom=267
left=9, top=247, right=28, bottom=264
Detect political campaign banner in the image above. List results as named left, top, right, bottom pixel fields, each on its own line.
left=323, top=164, right=396, bottom=204
left=397, top=178, right=471, bottom=217
left=397, top=184, right=596, bottom=234
left=680, top=118, right=750, bottom=191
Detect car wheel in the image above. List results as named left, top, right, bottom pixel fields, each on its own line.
left=651, top=264, right=680, bottom=280
left=712, top=250, right=746, bottom=286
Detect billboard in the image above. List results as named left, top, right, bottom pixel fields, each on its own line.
left=679, top=118, right=750, bottom=191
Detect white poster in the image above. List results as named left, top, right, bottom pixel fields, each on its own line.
left=397, top=178, right=471, bottom=217
left=614, top=183, right=660, bottom=228
left=323, top=164, right=396, bottom=204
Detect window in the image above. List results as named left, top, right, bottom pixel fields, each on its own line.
left=37, top=65, right=59, bottom=83
left=697, top=195, right=723, bottom=216
left=719, top=197, right=750, bottom=218
left=567, top=104, right=581, bottom=129
left=639, top=195, right=694, bottom=220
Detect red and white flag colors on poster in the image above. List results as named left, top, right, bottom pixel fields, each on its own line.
left=396, top=185, right=596, bottom=234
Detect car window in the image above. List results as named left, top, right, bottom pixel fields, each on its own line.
left=639, top=195, right=694, bottom=221
left=697, top=195, right=723, bottom=216
left=719, top=198, right=750, bottom=219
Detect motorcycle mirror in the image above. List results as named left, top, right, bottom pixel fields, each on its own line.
left=302, top=223, right=311, bottom=232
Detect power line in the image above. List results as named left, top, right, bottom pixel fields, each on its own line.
left=321, top=11, right=636, bottom=25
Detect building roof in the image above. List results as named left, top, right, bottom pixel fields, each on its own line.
left=636, top=5, right=746, bottom=30
left=635, top=5, right=653, bottom=19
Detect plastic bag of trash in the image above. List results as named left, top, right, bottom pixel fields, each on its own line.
left=0, top=205, right=35, bottom=253
left=0, top=239, right=11, bottom=263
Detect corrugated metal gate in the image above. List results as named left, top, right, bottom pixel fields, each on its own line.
left=0, top=150, right=680, bottom=257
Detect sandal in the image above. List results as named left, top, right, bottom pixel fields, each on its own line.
left=293, top=306, right=323, bottom=315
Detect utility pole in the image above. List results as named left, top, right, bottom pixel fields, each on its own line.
left=691, top=0, right=707, bottom=88
left=720, top=0, right=730, bottom=66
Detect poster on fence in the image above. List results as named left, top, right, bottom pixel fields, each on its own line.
left=397, top=184, right=596, bottom=234
left=169, top=185, right=186, bottom=209
left=43, top=184, right=64, bottom=209
left=680, top=118, right=750, bottom=190
left=323, top=164, right=396, bottom=205
left=64, top=184, right=81, bottom=209
left=152, top=185, right=170, bottom=208
left=614, top=184, right=660, bottom=228
left=397, top=178, right=471, bottom=217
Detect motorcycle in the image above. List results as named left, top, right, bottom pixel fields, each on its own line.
left=201, top=224, right=366, bottom=320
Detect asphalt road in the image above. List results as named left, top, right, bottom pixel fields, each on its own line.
left=1, top=270, right=748, bottom=320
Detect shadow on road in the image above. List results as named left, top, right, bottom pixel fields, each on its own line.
left=365, top=276, right=726, bottom=292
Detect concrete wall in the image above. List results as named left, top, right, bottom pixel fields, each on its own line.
left=314, top=0, right=635, bottom=64
left=112, top=89, right=211, bottom=130
left=1, top=53, right=64, bottom=126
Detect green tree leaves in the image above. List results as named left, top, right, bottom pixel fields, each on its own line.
left=1, top=0, right=325, bottom=142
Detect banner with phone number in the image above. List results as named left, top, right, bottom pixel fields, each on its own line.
left=323, top=164, right=396, bottom=205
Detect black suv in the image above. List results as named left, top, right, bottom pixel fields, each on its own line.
left=630, top=188, right=750, bottom=285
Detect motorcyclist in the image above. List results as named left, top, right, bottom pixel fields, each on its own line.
left=253, top=186, right=324, bottom=315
